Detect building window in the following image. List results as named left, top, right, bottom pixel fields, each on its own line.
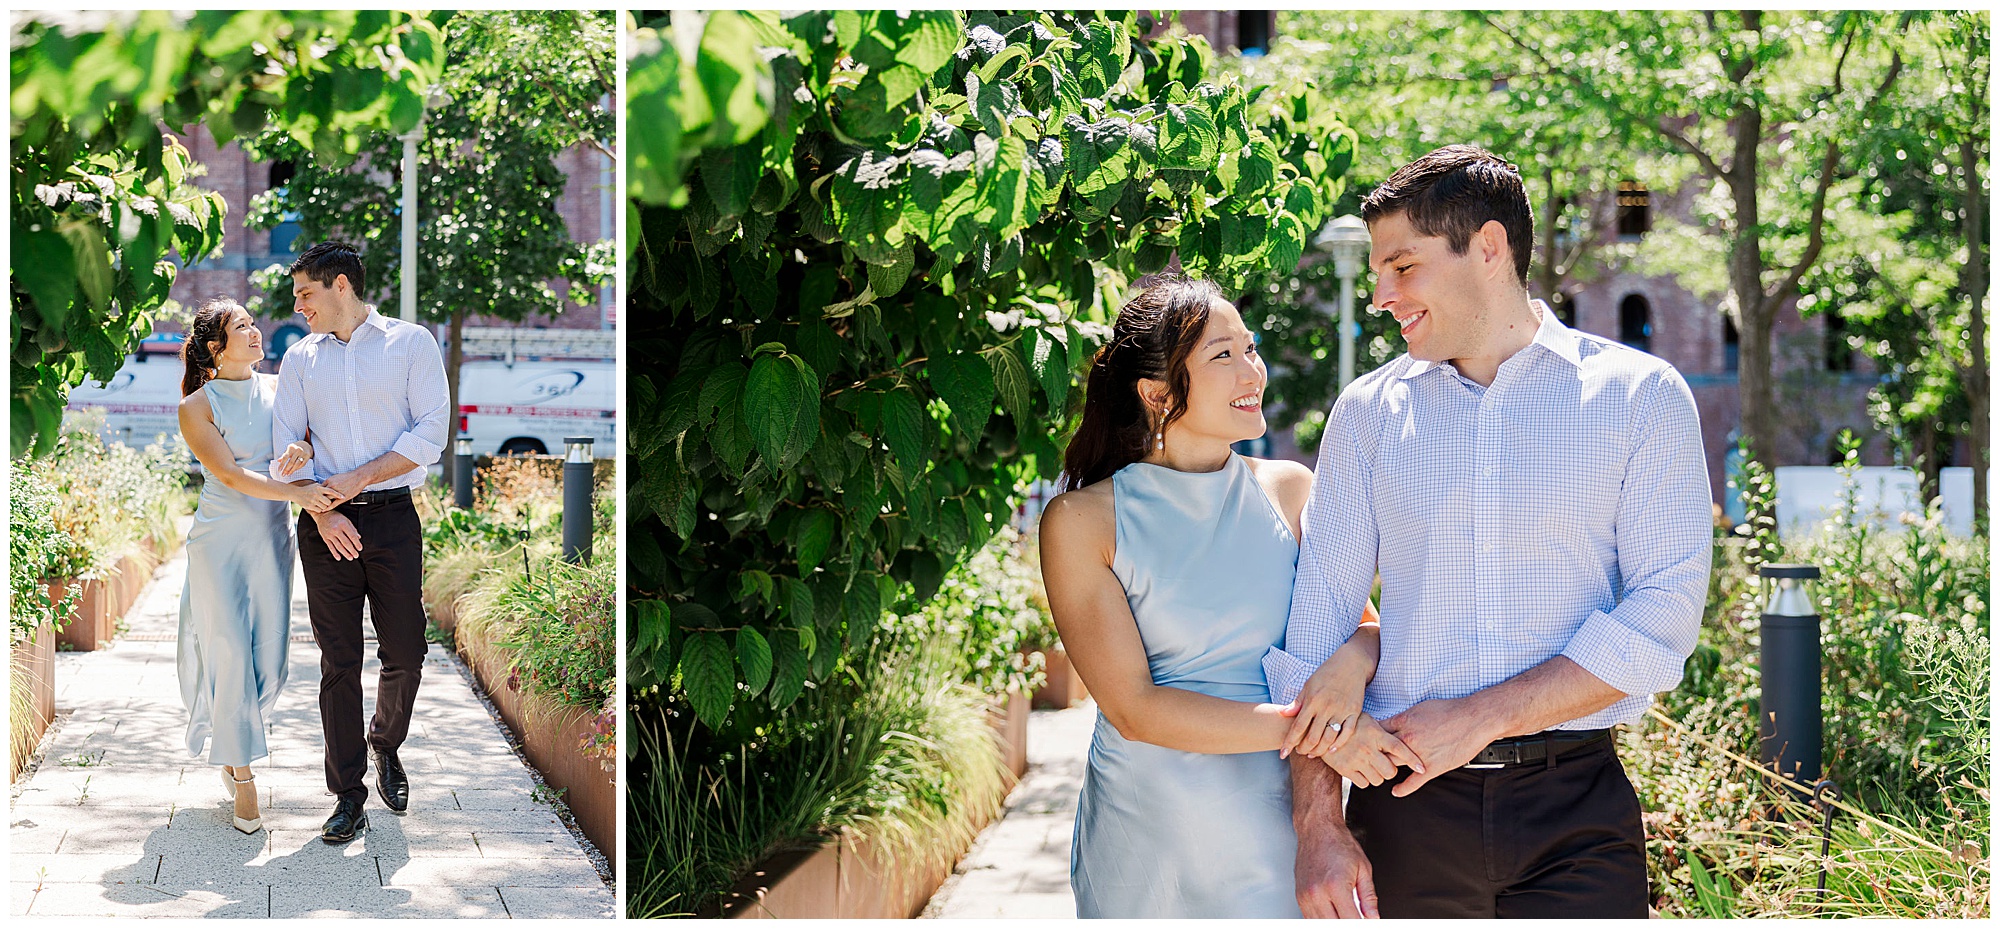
left=1723, top=314, right=1739, bottom=373
left=1824, top=312, right=1853, bottom=371
left=1619, top=293, right=1652, bottom=354
left=1237, top=12, right=1271, bottom=56
left=1616, top=180, right=1650, bottom=240
left=267, top=160, right=302, bottom=257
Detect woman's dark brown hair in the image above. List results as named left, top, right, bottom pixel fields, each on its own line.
left=180, top=298, right=243, bottom=397
left=1059, top=276, right=1227, bottom=491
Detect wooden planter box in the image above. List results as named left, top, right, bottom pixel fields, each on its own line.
left=989, top=689, right=1030, bottom=783
left=57, top=577, right=113, bottom=651
left=110, top=550, right=151, bottom=619
left=53, top=546, right=156, bottom=653
left=456, top=626, right=615, bottom=864
left=11, top=622, right=56, bottom=782
left=721, top=690, right=1031, bottom=918
left=1031, top=646, right=1090, bottom=710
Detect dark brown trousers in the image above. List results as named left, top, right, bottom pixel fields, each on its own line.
left=1346, top=738, right=1650, bottom=918
left=298, top=496, right=428, bottom=804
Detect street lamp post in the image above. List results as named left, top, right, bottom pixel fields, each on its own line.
left=562, top=437, right=596, bottom=564
left=398, top=88, right=452, bottom=323
left=1315, top=215, right=1372, bottom=390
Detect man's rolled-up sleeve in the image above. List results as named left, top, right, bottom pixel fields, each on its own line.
left=1263, top=386, right=1381, bottom=705
left=1562, top=368, right=1713, bottom=696
left=390, top=327, right=451, bottom=468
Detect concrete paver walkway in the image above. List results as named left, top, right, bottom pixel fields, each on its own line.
left=9, top=540, right=615, bottom=918
left=924, top=701, right=1095, bottom=919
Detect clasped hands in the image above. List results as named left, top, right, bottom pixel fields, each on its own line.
left=274, top=443, right=367, bottom=560
left=1280, top=652, right=1500, bottom=797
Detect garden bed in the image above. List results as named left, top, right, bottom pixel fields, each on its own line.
left=716, top=691, right=1030, bottom=919
left=55, top=545, right=164, bottom=652
left=455, top=621, right=616, bottom=861
left=10, top=622, right=56, bottom=783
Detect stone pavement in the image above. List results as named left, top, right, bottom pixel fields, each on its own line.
left=9, top=537, right=616, bottom=918
left=923, top=700, right=1095, bottom=919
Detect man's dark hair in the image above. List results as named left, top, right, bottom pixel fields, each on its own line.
left=289, top=241, right=367, bottom=295
left=1361, top=145, right=1533, bottom=287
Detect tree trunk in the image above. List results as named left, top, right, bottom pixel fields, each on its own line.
left=1536, top=164, right=1560, bottom=302
left=446, top=305, right=466, bottom=494
left=1957, top=135, right=1988, bottom=530
left=1729, top=104, right=1776, bottom=465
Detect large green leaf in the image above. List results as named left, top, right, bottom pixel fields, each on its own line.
left=879, top=386, right=927, bottom=475
left=695, top=11, right=774, bottom=146
left=678, top=632, right=736, bottom=728
left=893, top=10, right=961, bottom=76
left=795, top=508, right=837, bottom=573
left=744, top=352, right=803, bottom=466
left=1022, top=325, right=1069, bottom=409
left=735, top=627, right=773, bottom=696
left=927, top=352, right=997, bottom=437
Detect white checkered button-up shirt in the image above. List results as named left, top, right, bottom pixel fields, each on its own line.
left=269, top=308, right=450, bottom=491
left=1263, top=301, right=1712, bottom=730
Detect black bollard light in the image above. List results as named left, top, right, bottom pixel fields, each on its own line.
left=1758, top=563, right=1823, bottom=787
left=561, top=436, right=595, bottom=564
left=453, top=433, right=475, bottom=509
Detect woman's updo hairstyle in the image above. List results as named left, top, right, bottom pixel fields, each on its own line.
left=180, top=297, right=244, bottom=397
left=1058, top=275, right=1227, bottom=491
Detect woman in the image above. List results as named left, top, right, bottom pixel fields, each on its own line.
left=176, top=298, right=341, bottom=834
left=1039, top=277, right=1397, bottom=917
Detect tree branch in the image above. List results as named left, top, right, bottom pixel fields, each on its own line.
left=1768, top=49, right=1904, bottom=309
left=1480, top=11, right=1728, bottom=180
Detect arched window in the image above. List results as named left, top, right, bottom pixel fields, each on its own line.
left=1723, top=314, right=1739, bottom=373
left=1619, top=293, right=1652, bottom=354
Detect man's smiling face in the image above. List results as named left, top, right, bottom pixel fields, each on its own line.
left=292, top=274, right=341, bottom=334
left=1366, top=211, right=1497, bottom=365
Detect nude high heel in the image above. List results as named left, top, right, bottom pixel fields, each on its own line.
left=232, top=774, right=262, bottom=835
left=221, top=767, right=238, bottom=800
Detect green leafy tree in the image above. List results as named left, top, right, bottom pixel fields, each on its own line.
left=9, top=10, right=445, bottom=456
left=243, top=10, right=616, bottom=450
left=1802, top=12, right=1987, bottom=520
left=1477, top=11, right=1908, bottom=466
left=624, top=10, right=1353, bottom=738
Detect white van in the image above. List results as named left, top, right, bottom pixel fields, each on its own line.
left=64, top=356, right=186, bottom=447
left=456, top=359, right=615, bottom=458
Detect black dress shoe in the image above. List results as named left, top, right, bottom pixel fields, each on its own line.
left=322, top=797, right=368, bottom=844
left=374, top=749, right=410, bottom=813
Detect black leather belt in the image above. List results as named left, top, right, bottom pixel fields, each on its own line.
left=344, top=488, right=412, bottom=506
left=1464, top=729, right=1610, bottom=769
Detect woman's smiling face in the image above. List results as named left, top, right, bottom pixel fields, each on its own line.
left=1148, top=299, right=1268, bottom=447
left=213, top=306, right=265, bottom=367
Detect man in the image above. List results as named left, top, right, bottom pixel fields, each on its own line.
left=270, top=242, right=450, bottom=843
left=1264, top=146, right=1711, bottom=917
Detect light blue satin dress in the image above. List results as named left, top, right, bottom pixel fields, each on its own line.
left=1072, top=454, right=1303, bottom=918
left=178, top=374, right=294, bottom=767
